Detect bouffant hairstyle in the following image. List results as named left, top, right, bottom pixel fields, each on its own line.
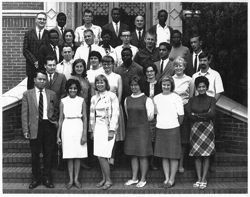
left=160, top=75, right=175, bottom=92
left=129, top=75, right=145, bottom=93
left=143, top=63, right=158, bottom=76
left=94, top=74, right=110, bottom=91
left=194, top=76, right=209, bottom=90
left=89, top=51, right=102, bottom=62
left=71, top=59, right=87, bottom=78
left=102, top=55, right=115, bottom=64
left=65, top=78, right=81, bottom=95
left=62, top=29, right=75, bottom=44
left=173, top=56, right=187, bottom=68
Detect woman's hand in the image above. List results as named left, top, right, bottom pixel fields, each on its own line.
left=57, top=137, right=62, bottom=145
left=81, top=136, right=87, bottom=145
left=108, top=130, right=115, bottom=141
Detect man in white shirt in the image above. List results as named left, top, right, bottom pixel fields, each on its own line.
left=74, top=29, right=106, bottom=69
left=190, top=51, right=224, bottom=101
left=56, top=44, right=74, bottom=79
left=115, top=30, right=139, bottom=67
left=149, top=9, right=173, bottom=47
left=74, top=9, right=102, bottom=46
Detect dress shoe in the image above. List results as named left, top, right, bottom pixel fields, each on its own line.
left=43, top=179, right=54, bottom=188
left=29, top=180, right=41, bottom=189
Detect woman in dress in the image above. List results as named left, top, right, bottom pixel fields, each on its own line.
left=86, top=51, right=104, bottom=95
left=172, top=56, right=192, bottom=173
left=89, top=74, right=119, bottom=190
left=153, top=75, right=184, bottom=188
left=102, top=55, right=125, bottom=167
left=62, top=29, right=78, bottom=54
left=143, top=63, right=161, bottom=170
left=186, top=76, right=216, bottom=189
left=57, top=79, right=88, bottom=189
left=124, top=75, right=154, bottom=188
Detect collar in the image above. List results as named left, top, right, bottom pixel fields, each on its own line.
left=36, top=27, right=44, bottom=32
left=35, top=86, right=44, bottom=93
left=194, top=50, right=202, bottom=56
left=57, top=25, right=65, bottom=30
left=198, top=67, right=211, bottom=75
left=157, top=23, right=167, bottom=29
left=50, top=44, right=58, bottom=49
left=131, top=93, right=144, bottom=98
left=112, top=21, right=120, bottom=26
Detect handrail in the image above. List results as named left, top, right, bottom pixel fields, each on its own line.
left=2, top=78, right=248, bottom=123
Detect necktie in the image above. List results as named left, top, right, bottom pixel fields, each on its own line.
left=115, top=23, right=119, bottom=37
left=49, top=74, right=53, bottom=87
left=194, top=54, right=198, bottom=72
left=138, top=30, right=142, bottom=41
left=87, top=45, right=92, bottom=70
left=53, top=46, right=58, bottom=62
left=39, top=90, right=43, bottom=122
left=160, top=59, right=164, bottom=74
left=60, top=27, right=64, bottom=35
left=38, top=30, right=41, bottom=40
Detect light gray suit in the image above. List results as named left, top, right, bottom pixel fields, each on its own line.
left=154, top=59, right=175, bottom=82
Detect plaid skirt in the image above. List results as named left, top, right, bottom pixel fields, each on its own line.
left=189, top=121, right=215, bottom=157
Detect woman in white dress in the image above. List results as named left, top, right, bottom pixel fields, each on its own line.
left=57, top=79, right=88, bottom=189
left=89, top=74, right=119, bottom=190
left=102, top=55, right=125, bottom=167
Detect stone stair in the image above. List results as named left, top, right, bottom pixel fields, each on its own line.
left=2, top=137, right=248, bottom=193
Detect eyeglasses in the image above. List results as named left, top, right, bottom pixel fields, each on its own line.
left=37, top=18, right=47, bottom=21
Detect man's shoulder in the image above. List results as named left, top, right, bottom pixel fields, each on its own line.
left=92, top=24, right=102, bottom=29
left=102, top=23, right=112, bottom=29
left=208, top=67, right=221, bottom=77
left=75, top=25, right=84, bottom=31
left=132, top=61, right=143, bottom=69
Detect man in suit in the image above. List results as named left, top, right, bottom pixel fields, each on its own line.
left=149, top=9, right=173, bottom=47
left=39, top=29, right=63, bottom=68
left=45, top=55, right=67, bottom=100
left=53, top=12, right=67, bottom=47
left=102, top=8, right=129, bottom=48
left=22, top=69, right=59, bottom=189
left=134, top=31, right=160, bottom=68
left=154, top=42, right=174, bottom=81
left=23, top=12, right=49, bottom=89
left=186, top=34, right=203, bottom=77
left=130, top=15, right=146, bottom=50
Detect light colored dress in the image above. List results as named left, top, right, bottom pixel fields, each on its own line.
left=90, top=91, right=119, bottom=158
left=103, top=72, right=125, bottom=141
left=61, top=96, right=88, bottom=159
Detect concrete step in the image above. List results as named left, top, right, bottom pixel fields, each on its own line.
left=3, top=166, right=248, bottom=183
left=3, top=181, right=247, bottom=194
left=3, top=152, right=247, bottom=167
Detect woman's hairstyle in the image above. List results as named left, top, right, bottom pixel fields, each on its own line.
left=94, top=74, right=110, bottom=91
left=65, top=78, right=81, bottom=95
left=71, top=59, right=87, bottom=78
left=160, top=75, right=175, bottom=92
left=62, top=29, right=75, bottom=44
left=173, top=56, right=187, bottom=68
left=129, top=75, right=145, bottom=92
left=143, top=63, right=158, bottom=76
left=194, top=76, right=209, bottom=89
left=102, top=55, right=115, bottom=64
left=89, top=51, right=102, bottom=62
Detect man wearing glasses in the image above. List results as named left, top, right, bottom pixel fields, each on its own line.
left=23, top=12, right=49, bottom=89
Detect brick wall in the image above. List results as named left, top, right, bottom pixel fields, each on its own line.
left=2, top=2, right=43, bottom=10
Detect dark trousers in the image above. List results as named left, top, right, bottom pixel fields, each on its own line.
left=30, top=120, right=56, bottom=181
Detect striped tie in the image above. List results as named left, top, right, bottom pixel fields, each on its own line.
left=39, top=90, right=43, bottom=122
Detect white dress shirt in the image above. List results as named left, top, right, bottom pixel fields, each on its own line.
left=36, top=27, right=45, bottom=39
left=56, top=59, right=73, bottom=80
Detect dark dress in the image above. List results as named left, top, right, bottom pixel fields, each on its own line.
left=124, top=95, right=153, bottom=156
left=186, top=94, right=216, bottom=156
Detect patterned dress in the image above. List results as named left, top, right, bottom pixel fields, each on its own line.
left=186, top=94, right=216, bottom=156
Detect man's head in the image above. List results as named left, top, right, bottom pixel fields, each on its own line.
left=157, top=10, right=168, bottom=25
left=144, top=31, right=156, bottom=50
left=35, top=12, right=47, bottom=29
left=120, top=30, right=131, bottom=45
left=84, top=29, right=94, bottom=45
left=56, top=12, right=67, bottom=28
left=121, top=48, right=133, bottom=66
left=199, top=51, right=210, bottom=71
left=171, top=30, right=182, bottom=47
left=34, top=69, right=47, bottom=90
left=45, top=56, right=57, bottom=74
left=159, top=42, right=171, bottom=60
left=62, top=44, right=74, bottom=61
left=83, top=9, right=93, bottom=25
left=101, top=29, right=112, bottom=46
left=190, top=34, right=202, bottom=53
left=111, top=8, right=120, bottom=23
left=49, top=29, right=59, bottom=46
left=134, top=15, right=145, bottom=30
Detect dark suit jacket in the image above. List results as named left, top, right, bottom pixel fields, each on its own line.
left=130, top=30, right=146, bottom=50
left=45, top=72, right=67, bottom=99
left=38, top=43, right=63, bottom=69
left=23, top=28, right=49, bottom=75
left=22, top=88, right=59, bottom=139
left=154, top=59, right=175, bottom=82
left=102, top=22, right=129, bottom=48
left=52, top=26, right=65, bottom=47
left=185, top=52, right=203, bottom=77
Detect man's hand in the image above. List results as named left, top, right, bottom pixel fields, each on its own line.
left=108, top=130, right=115, bottom=141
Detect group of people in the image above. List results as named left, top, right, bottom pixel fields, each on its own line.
left=22, top=8, right=224, bottom=191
